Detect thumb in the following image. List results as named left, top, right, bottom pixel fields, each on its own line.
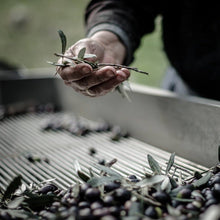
left=68, top=38, right=104, bottom=63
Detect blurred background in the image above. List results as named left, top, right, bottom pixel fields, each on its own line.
left=0, top=0, right=169, bottom=87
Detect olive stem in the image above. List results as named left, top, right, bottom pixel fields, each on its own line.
left=53, top=53, right=149, bottom=75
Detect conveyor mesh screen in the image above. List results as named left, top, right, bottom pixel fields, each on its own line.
left=0, top=113, right=207, bottom=190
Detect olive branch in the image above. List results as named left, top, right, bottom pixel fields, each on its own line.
left=48, top=30, right=149, bottom=100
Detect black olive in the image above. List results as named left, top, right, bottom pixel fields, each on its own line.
left=203, top=188, right=212, bottom=197
left=52, top=201, right=61, bottom=208
left=58, top=206, right=67, bottom=213
left=113, top=188, right=131, bottom=204
left=152, top=191, right=171, bottom=204
left=128, top=175, right=137, bottom=179
left=40, top=211, right=56, bottom=219
left=78, top=201, right=90, bottom=209
left=212, top=183, right=220, bottom=199
left=60, top=210, right=70, bottom=219
left=66, top=198, right=77, bottom=206
left=104, top=182, right=120, bottom=193
left=68, top=206, right=78, bottom=215
left=213, top=166, right=220, bottom=174
left=205, top=198, right=218, bottom=208
left=79, top=183, right=91, bottom=198
left=144, top=206, right=158, bottom=219
left=38, top=184, right=58, bottom=194
left=177, top=188, right=192, bottom=199
left=49, top=206, right=57, bottom=213
left=108, top=206, right=120, bottom=217
left=128, top=175, right=140, bottom=183
left=98, top=159, right=106, bottom=165
left=84, top=188, right=101, bottom=202
left=205, top=191, right=214, bottom=200
left=185, top=203, right=198, bottom=211
left=201, top=187, right=210, bottom=194
left=171, top=199, right=181, bottom=208
left=211, top=175, right=220, bottom=186
left=93, top=207, right=110, bottom=218
left=89, top=147, right=97, bottom=156
left=90, top=201, right=103, bottom=210
left=148, top=187, right=157, bottom=196
left=100, top=215, right=117, bottom=220
left=78, top=208, right=92, bottom=219
left=103, top=195, right=114, bottom=207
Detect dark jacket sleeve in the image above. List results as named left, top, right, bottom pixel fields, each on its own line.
left=85, top=0, right=160, bottom=65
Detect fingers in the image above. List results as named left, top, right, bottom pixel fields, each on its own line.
left=80, top=68, right=130, bottom=97
left=57, top=63, right=93, bottom=81
left=71, top=66, right=116, bottom=90
left=62, top=67, right=130, bottom=97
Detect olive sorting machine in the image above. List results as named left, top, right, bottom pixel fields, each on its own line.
left=1, top=68, right=220, bottom=190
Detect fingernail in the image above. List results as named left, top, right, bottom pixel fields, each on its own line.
left=83, top=67, right=90, bottom=74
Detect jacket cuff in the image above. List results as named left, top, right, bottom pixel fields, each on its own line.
left=86, top=23, right=133, bottom=65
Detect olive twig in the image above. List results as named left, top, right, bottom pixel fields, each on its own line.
left=53, top=53, right=149, bottom=75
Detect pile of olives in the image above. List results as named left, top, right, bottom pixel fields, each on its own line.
left=1, top=167, right=220, bottom=220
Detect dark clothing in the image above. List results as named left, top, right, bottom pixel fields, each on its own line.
left=85, top=0, right=220, bottom=100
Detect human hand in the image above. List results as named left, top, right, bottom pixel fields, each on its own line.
left=57, top=31, right=130, bottom=97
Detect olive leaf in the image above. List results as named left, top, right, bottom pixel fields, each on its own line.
left=166, top=152, right=175, bottom=174
left=147, top=154, right=162, bottom=175
left=7, top=197, right=24, bottom=209
left=72, top=182, right=80, bottom=198
left=136, top=175, right=165, bottom=187
left=74, top=160, right=90, bottom=182
left=83, top=53, right=97, bottom=59
left=58, top=30, right=67, bottom=54
left=172, top=197, right=194, bottom=203
left=161, top=176, right=172, bottom=193
left=0, top=209, right=30, bottom=219
left=77, top=171, right=90, bottom=182
left=78, top=47, right=86, bottom=60
left=87, top=176, right=120, bottom=187
left=193, top=171, right=213, bottom=188
left=132, top=191, right=161, bottom=206
left=2, top=175, right=22, bottom=202
left=116, top=84, right=131, bottom=102
left=168, top=176, right=178, bottom=189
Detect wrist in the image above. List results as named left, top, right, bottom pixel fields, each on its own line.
left=90, top=31, right=126, bottom=64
